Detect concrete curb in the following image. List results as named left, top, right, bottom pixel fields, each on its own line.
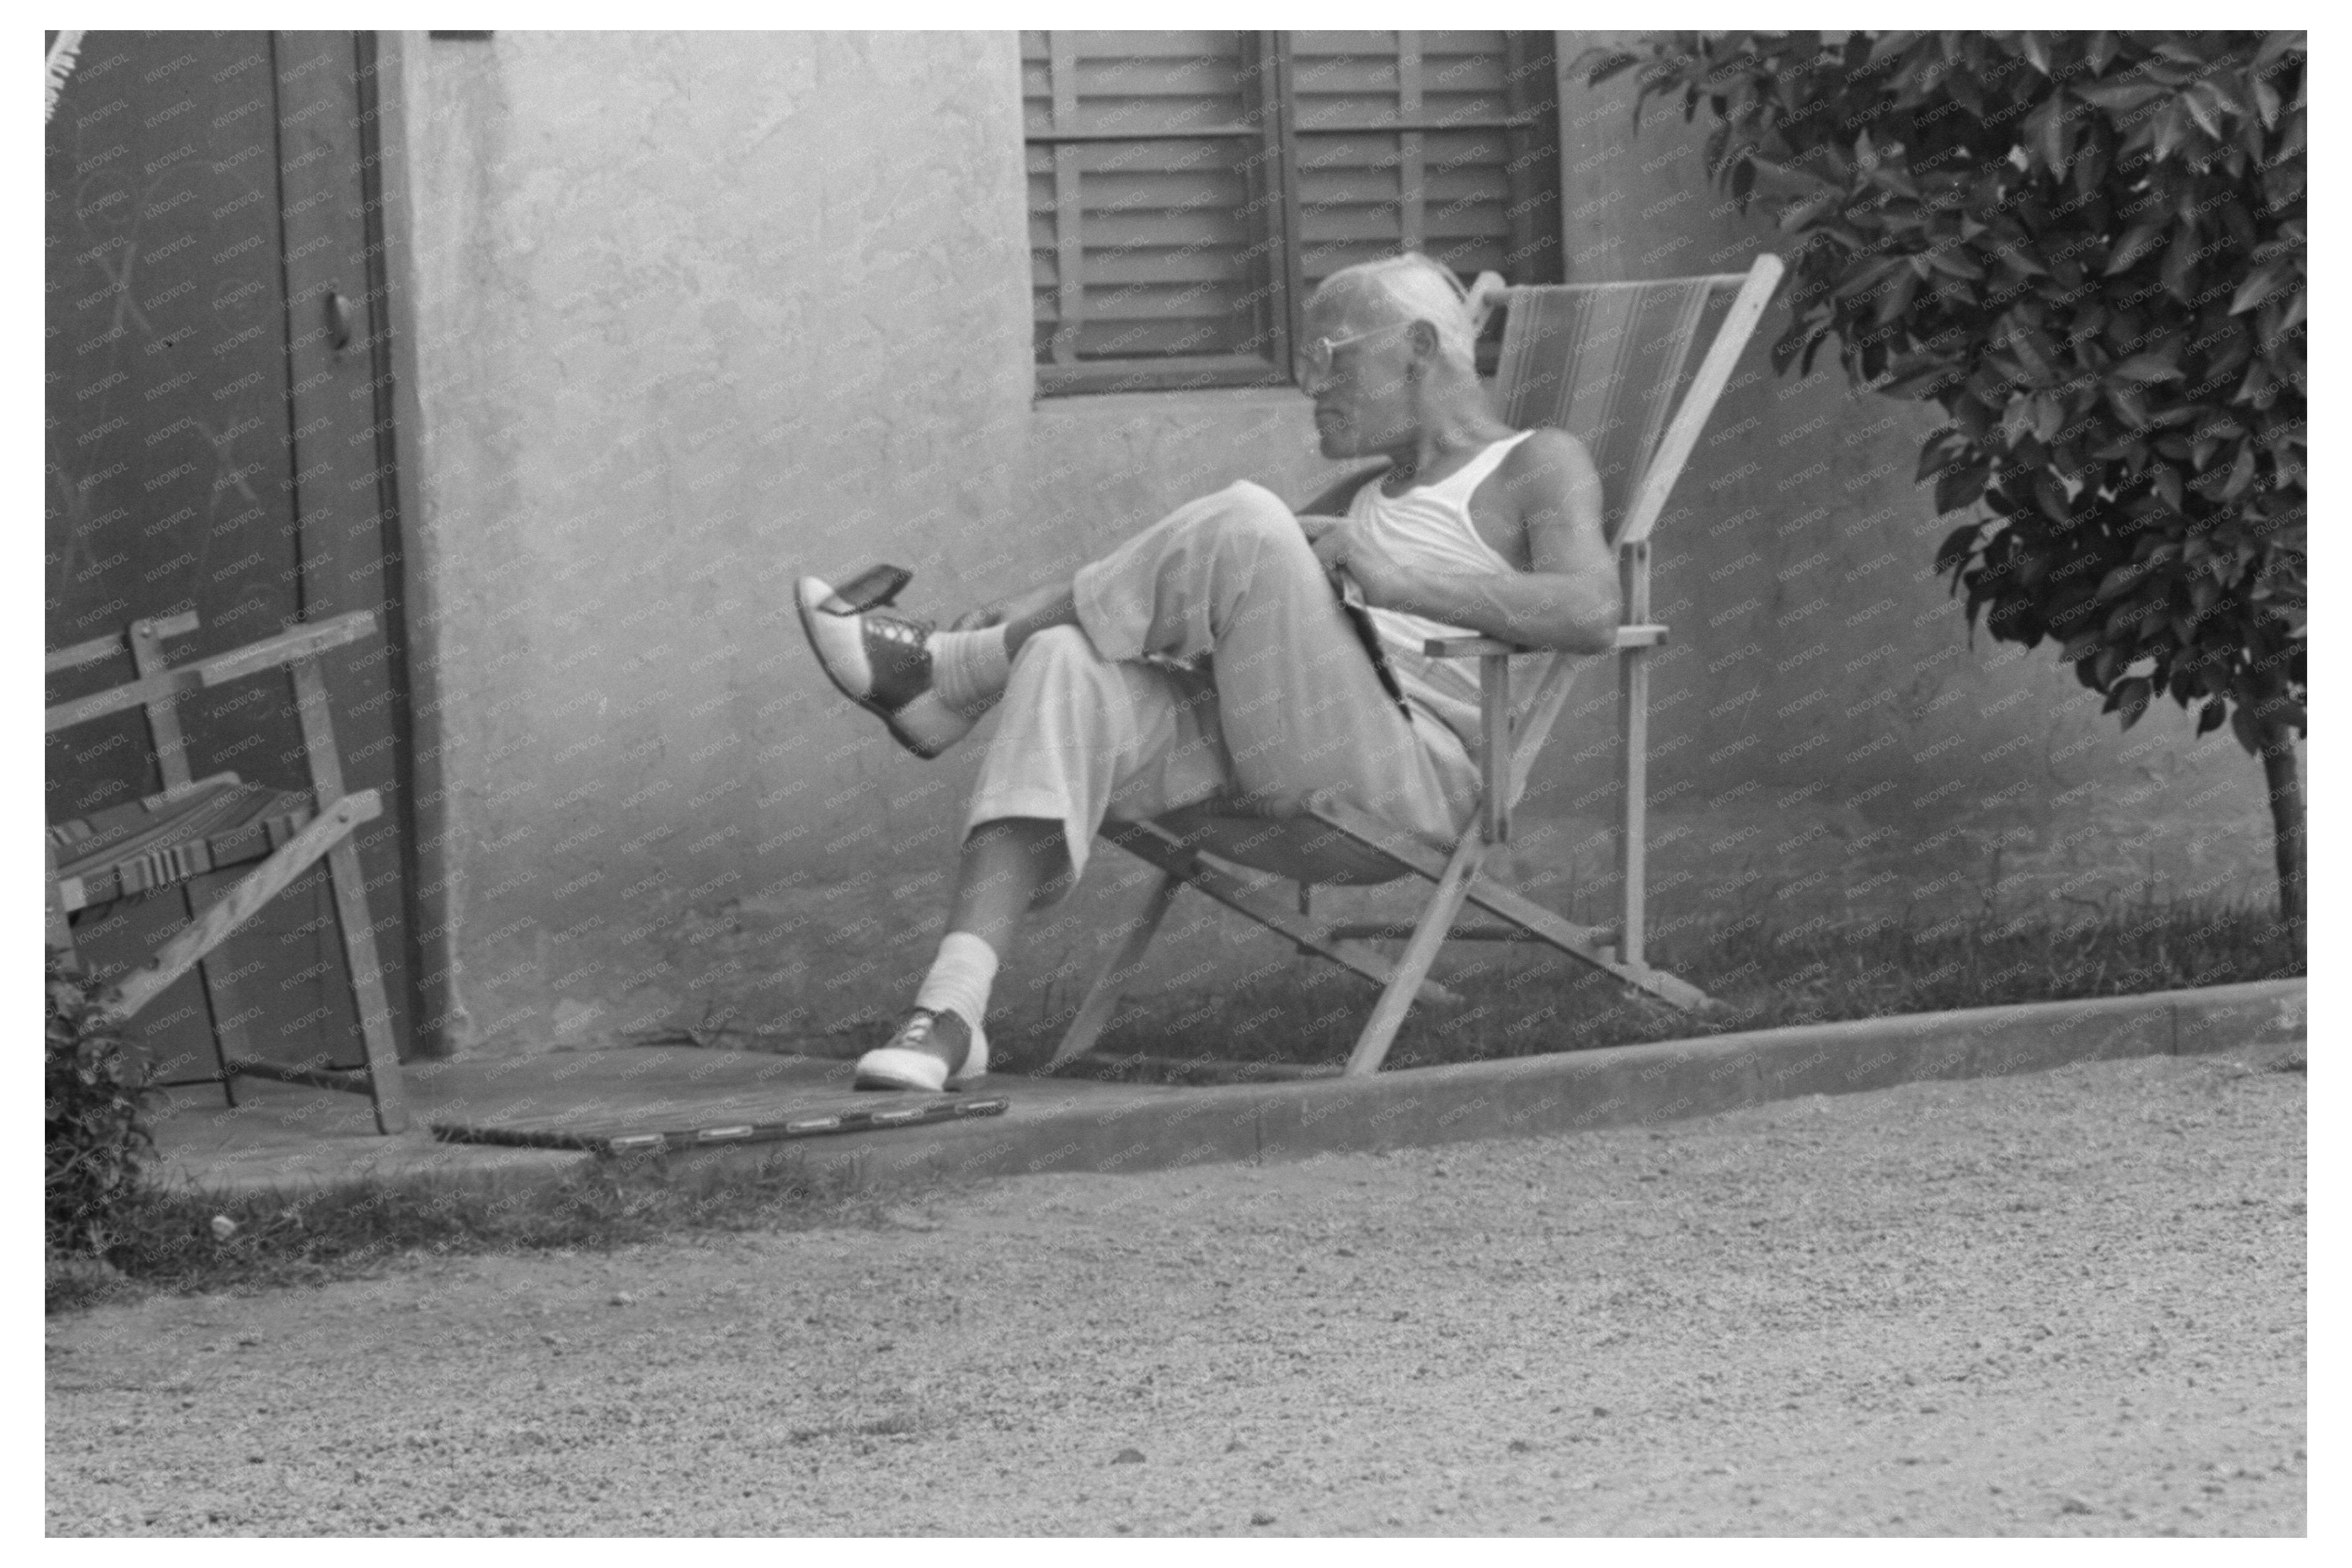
left=664, top=976, right=2305, bottom=1196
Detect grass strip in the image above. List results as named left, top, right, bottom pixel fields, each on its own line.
left=994, top=896, right=2303, bottom=1081
left=46, top=1146, right=890, bottom=1314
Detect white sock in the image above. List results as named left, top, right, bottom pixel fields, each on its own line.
left=914, top=930, right=998, bottom=1055
left=928, top=626, right=1011, bottom=720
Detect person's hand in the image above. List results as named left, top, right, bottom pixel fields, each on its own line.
left=1317, top=520, right=1418, bottom=610
left=1309, top=519, right=1352, bottom=584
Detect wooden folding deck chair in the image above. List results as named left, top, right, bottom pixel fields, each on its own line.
left=1048, top=252, right=1787, bottom=1078
left=45, top=609, right=410, bottom=1133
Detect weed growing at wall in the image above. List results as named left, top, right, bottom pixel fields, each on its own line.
left=46, top=952, right=154, bottom=1260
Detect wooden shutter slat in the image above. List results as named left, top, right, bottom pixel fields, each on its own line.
left=1029, top=29, right=1278, bottom=380
left=1397, top=31, right=1424, bottom=254
left=1048, top=33, right=1083, bottom=365
left=1297, top=165, right=1508, bottom=200
left=1049, top=30, right=1242, bottom=60
left=1030, top=143, right=1260, bottom=178
left=1050, top=252, right=1256, bottom=288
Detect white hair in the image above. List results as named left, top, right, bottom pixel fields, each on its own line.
left=1313, top=253, right=1480, bottom=373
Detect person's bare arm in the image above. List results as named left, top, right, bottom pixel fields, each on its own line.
left=1320, top=430, right=1619, bottom=651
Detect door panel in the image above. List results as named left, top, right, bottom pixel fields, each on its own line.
left=46, top=31, right=415, bottom=1078
left=273, top=31, right=419, bottom=1061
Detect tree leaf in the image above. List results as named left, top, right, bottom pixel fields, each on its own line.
left=1915, top=429, right=1965, bottom=482
left=2152, top=466, right=2186, bottom=512
left=2229, top=698, right=2262, bottom=755
left=2103, top=220, right=2167, bottom=276
left=2182, top=84, right=2222, bottom=141
left=1581, top=49, right=1642, bottom=87
left=2025, top=93, right=2071, bottom=175
left=1934, top=459, right=1990, bottom=514
left=1885, top=360, right=1959, bottom=398
left=2223, top=444, right=2258, bottom=501
left=2077, top=78, right=2162, bottom=114
left=2112, top=675, right=2154, bottom=729
left=2161, top=225, right=2199, bottom=304
left=1934, top=522, right=1981, bottom=576
left=2110, top=354, right=2185, bottom=384
left=2230, top=264, right=2289, bottom=316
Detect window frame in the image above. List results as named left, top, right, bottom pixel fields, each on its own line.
left=1026, top=30, right=1558, bottom=398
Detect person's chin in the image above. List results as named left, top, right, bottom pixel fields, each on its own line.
left=1315, top=424, right=1355, bottom=460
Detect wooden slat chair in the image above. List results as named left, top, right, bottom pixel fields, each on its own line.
left=1048, top=252, right=1787, bottom=1078
left=45, top=609, right=410, bottom=1133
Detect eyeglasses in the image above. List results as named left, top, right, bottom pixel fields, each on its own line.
left=1301, top=319, right=1415, bottom=381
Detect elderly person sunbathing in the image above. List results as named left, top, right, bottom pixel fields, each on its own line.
left=797, top=252, right=1620, bottom=1091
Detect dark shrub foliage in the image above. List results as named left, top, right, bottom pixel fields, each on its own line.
left=1587, top=31, right=2306, bottom=921
left=46, top=952, right=155, bottom=1257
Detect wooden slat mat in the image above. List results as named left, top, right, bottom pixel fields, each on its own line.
left=431, top=1083, right=1010, bottom=1156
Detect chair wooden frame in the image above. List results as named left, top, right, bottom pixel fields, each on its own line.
left=45, top=609, right=411, bottom=1134
left=1049, top=252, right=1787, bottom=1078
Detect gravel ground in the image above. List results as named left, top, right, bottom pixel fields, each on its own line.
left=47, top=1045, right=2305, bottom=1537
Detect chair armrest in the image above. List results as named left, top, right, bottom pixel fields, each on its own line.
left=198, top=609, right=377, bottom=686
left=1422, top=623, right=1669, bottom=659
left=45, top=610, right=201, bottom=677
left=46, top=668, right=205, bottom=734
left=44, top=611, right=380, bottom=734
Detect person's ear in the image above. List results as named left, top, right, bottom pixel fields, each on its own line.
left=1407, top=319, right=1440, bottom=373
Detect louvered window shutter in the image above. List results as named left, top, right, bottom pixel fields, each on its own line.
left=1288, top=31, right=1558, bottom=292
left=1024, top=31, right=1560, bottom=394
left=1024, top=31, right=1291, bottom=393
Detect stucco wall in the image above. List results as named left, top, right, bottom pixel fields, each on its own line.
left=396, top=30, right=1040, bottom=1049
left=394, top=30, right=2273, bottom=1059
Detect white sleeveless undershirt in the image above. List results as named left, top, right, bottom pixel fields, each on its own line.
left=1340, top=429, right=1537, bottom=754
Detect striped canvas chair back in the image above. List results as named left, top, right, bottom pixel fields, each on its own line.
left=1493, top=276, right=1739, bottom=546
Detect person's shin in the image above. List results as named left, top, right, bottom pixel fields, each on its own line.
left=913, top=930, right=999, bottom=1064
left=930, top=626, right=1011, bottom=718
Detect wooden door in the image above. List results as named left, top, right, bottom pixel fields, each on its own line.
left=45, top=31, right=424, bottom=1079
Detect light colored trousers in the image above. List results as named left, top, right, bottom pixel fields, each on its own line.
left=967, top=480, right=1481, bottom=891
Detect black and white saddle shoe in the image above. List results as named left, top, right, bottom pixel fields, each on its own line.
left=795, top=563, right=975, bottom=759
left=853, top=1008, right=989, bottom=1092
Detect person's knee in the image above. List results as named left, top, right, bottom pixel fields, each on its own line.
left=1012, top=622, right=1096, bottom=672
left=1192, top=480, right=1304, bottom=559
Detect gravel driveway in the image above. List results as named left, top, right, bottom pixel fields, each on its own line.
left=47, top=1045, right=2305, bottom=1536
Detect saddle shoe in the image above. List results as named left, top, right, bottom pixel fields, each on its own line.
left=795, top=566, right=975, bottom=760
left=853, top=1008, right=989, bottom=1092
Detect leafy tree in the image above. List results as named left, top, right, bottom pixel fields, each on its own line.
left=1589, top=31, right=2306, bottom=925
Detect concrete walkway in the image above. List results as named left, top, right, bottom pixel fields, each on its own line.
left=149, top=979, right=2304, bottom=1201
